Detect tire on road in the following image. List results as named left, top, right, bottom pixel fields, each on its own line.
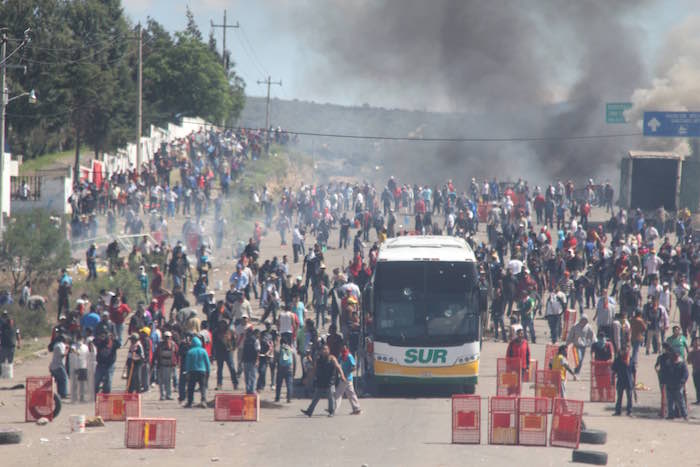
left=579, top=428, right=607, bottom=445
left=572, top=449, right=608, bottom=465
left=0, top=428, right=23, bottom=445
left=53, top=394, right=62, bottom=418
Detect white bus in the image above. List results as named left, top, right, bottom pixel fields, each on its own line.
left=363, top=235, right=481, bottom=394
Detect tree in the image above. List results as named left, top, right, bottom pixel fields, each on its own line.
left=0, top=210, right=71, bottom=294
left=185, top=6, right=203, bottom=42
left=143, top=14, right=245, bottom=126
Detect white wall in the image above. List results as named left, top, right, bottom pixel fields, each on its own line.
left=1, top=152, right=19, bottom=217
left=12, top=168, right=73, bottom=215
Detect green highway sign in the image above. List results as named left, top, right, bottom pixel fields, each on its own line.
left=606, top=102, right=632, bottom=124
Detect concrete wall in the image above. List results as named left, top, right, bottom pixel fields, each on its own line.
left=1, top=152, right=19, bottom=218
left=12, top=168, right=73, bottom=215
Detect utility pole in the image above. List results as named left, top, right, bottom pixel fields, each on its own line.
left=257, top=76, right=282, bottom=153
left=136, top=23, right=143, bottom=171
left=211, top=9, right=239, bottom=70
left=0, top=32, right=6, bottom=235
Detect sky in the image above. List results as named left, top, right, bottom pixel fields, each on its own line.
left=122, top=0, right=700, bottom=111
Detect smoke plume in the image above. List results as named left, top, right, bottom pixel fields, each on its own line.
left=627, top=16, right=700, bottom=158
left=268, top=0, right=652, bottom=185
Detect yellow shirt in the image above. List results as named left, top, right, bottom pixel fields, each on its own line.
left=551, top=354, right=567, bottom=382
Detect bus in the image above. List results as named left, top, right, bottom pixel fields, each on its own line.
left=362, top=235, right=481, bottom=394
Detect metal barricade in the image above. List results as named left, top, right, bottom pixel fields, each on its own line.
left=590, top=361, right=615, bottom=402
left=497, top=357, right=522, bottom=396
left=550, top=398, right=584, bottom=449
left=125, top=418, right=177, bottom=449
left=517, top=397, right=549, bottom=446
left=488, top=396, right=518, bottom=445
left=451, top=394, right=481, bottom=444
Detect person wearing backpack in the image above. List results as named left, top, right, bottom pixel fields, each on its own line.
left=242, top=327, right=260, bottom=394
left=275, top=341, right=295, bottom=403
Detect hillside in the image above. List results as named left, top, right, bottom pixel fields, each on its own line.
left=238, top=97, right=626, bottom=187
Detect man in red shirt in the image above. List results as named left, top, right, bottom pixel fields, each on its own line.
left=110, top=295, right=131, bottom=346
left=506, top=328, right=531, bottom=377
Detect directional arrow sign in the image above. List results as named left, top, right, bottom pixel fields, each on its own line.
left=643, top=111, right=700, bottom=137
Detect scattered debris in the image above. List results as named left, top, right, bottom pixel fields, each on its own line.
left=36, top=418, right=49, bottom=426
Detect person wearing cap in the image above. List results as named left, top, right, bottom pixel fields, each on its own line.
left=156, top=331, right=178, bottom=400
left=566, top=314, right=596, bottom=374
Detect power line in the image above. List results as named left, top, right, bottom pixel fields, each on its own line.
left=235, top=26, right=268, bottom=78
left=179, top=118, right=642, bottom=143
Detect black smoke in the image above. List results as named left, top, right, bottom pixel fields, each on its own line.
left=267, top=0, right=651, bottom=185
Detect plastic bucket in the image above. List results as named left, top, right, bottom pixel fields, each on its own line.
left=69, top=415, right=86, bottom=433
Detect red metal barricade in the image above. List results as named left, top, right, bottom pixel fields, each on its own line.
left=535, top=369, right=561, bottom=413
left=125, top=418, right=177, bottom=449
left=497, top=357, right=522, bottom=396
left=561, top=309, right=577, bottom=342
left=488, top=396, right=518, bottom=445
left=544, top=344, right=558, bottom=370
left=451, top=394, right=481, bottom=444
left=550, top=398, right=584, bottom=449
left=214, top=393, right=260, bottom=422
left=590, top=361, right=615, bottom=402
left=96, top=393, right=142, bottom=421
left=523, top=359, right=537, bottom=383
left=26, top=376, right=54, bottom=422
left=517, top=397, right=549, bottom=446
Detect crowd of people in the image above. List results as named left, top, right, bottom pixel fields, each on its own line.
left=5, top=153, right=700, bottom=423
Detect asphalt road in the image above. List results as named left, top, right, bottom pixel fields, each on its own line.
left=0, top=206, right=697, bottom=467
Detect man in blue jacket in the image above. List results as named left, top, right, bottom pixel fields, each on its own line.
left=184, top=336, right=210, bottom=408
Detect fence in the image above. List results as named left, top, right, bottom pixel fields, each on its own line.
left=25, top=376, right=54, bottom=422
left=10, top=176, right=41, bottom=201
left=488, top=396, right=518, bottom=445
left=550, top=398, right=584, bottom=449
left=535, top=369, right=561, bottom=413
left=451, top=394, right=481, bottom=444
left=561, top=309, right=577, bottom=342
left=590, top=361, right=615, bottom=402
left=124, top=418, right=177, bottom=449
left=517, top=397, right=549, bottom=446
left=214, top=393, right=260, bottom=422
left=96, top=393, right=142, bottom=421
left=497, top=357, right=522, bottom=396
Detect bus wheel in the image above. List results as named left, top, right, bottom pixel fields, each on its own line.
left=462, top=384, right=476, bottom=395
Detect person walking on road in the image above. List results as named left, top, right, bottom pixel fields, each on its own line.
left=612, top=348, right=633, bottom=416
left=334, top=345, right=362, bottom=415
left=156, top=331, right=178, bottom=400
left=506, top=328, right=531, bottom=379
left=275, top=341, right=294, bottom=403
left=241, top=327, right=260, bottom=394
left=184, top=336, right=210, bottom=408
left=550, top=344, right=577, bottom=398
left=301, top=343, right=345, bottom=417
left=567, top=314, right=596, bottom=374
